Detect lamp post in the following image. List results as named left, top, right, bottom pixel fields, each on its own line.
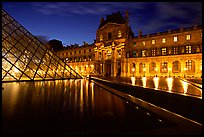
left=168, top=68, right=171, bottom=77
left=143, top=68, right=146, bottom=77
left=184, top=68, right=187, bottom=78
left=132, top=68, right=135, bottom=77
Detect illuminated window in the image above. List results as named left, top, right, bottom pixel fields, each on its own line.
left=117, top=50, right=121, bottom=58
left=186, top=46, right=191, bottom=53
left=151, top=49, right=156, bottom=56
left=149, top=62, right=156, bottom=72
left=162, top=38, right=166, bottom=43
left=142, top=41, right=145, bottom=46
left=161, top=62, right=168, bottom=73
left=99, top=52, right=102, bottom=60
left=107, top=50, right=112, bottom=59
left=152, top=40, right=155, bottom=44
left=186, top=60, right=192, bottom=70
left=186, top=34, right=190, bottom=40
left=161, top=48, right=167, bottom=55
left=174, top=36, right=178, bottom=42
left=201, top=33, right=202, bottom=37
left=142, top=50, right=147, bottom=57
left=173, top=47, right=178, bottom=54
left=133, top=42, right=136, bottom=47
left=99, top=35, right=103, bottom=41
left=118, top=31, right=122, bottom=38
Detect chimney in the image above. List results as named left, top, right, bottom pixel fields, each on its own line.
left=138, top=30, right=142, bottom=38
left=100, top=17, right=104, bottom=24
left=125, top=10, right=129, bottom=23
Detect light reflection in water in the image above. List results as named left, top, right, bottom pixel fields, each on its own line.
left=80, top=79, right=84, bottom=116
left=130, top=77, right=136, bottom=85
left=181, top=81, right=189, bottom=94
left=166, top=77, right=173, bottom=92
left=142, top=77, right=146, bottom=87
left=153, top=77, right=159, bottom=90
left=91, top=82, right=95, bottom=112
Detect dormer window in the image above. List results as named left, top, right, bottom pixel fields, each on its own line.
left=99, top=34, right=103, bottom=41
left=108, top=32, right=112, bottom=39
left=118, top=31, right=122, bottom=38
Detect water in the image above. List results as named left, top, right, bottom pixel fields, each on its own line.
left=2, top=79, right=176, bottom=135
left=102, top=77, right=202, bottom=98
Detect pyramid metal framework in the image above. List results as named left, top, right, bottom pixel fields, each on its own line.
left=2, top=9, right=82, bottom=82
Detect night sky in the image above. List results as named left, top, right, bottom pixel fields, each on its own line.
left=2, top=2, right=202, bottom=46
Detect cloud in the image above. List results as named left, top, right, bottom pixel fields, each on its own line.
left=31, top=2, right=147, bottom=16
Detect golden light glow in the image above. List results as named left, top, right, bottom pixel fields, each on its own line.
left=131, top=77, right=136, bottom=85
left=142, top=77, right=146, bottom=87
left=153, top=77, right=159, bottom=90
left=166, top=77, right=173, bottom=92
left=132, top=68, right=135, bottom=72
left=181, top=81, right=188, bottom=94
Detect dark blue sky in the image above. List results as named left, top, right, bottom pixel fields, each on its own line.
left=2, top=2, right=202, bottom=46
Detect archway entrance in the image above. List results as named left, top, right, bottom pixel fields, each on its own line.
left=105, top=60, right=111, bottom=76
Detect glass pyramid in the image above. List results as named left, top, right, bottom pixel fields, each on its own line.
left=2, top=9, right=82, bottom=82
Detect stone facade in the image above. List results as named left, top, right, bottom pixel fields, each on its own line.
left=56, top=11, right=202, bottom=78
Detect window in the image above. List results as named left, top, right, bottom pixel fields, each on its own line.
left=161, top=48, right=167, bottom=55
left=186, top=34, right=190, bottom=40
left=174, top=36, right=178, bottom=42
left=89, top=49, right=91, bottom=52
left=151, top=49, right=156, bottom=56
left=133, top=51, right=136, bottom=58
left=99, top=35, right=103, bottom=41
left=173, top=47, right=178, bottom=55
left=79, top=50, right=81, bottom=53
left=162, top=38, right=166, bottom=43
left=70, top=52, right=72, bottom=55
left=142, top=41, right=145, bottom=46
left=118, top=50, right=121, bottom=58
left=118, top=31, right=122, bottom=38
left=84, top=50, right=86, bottom=53
left=149, top=62, right=156, bottom=72
left=84, top=56, right=86, bottom=61
left=99, top=52, right=102, bottom=60
left=107, top=50, right=112, bottom=59
left=142, top=50, right=146, bottom=57
left=133, top=42, right=136, bottom=47
left=152, top=40, right=155, bottom=44
left=186, top=60, right=192, bottom=70
left=108, top=32, right=111, bottom=39
left=186, top=46, right=191, bottom=53
left=75, top=51, right=76, bottom=54
left=127, top=52, right=129, bottom=58
left=161, top=62, right=168, bottom=73
left=173, top=61, right=180, bottom=72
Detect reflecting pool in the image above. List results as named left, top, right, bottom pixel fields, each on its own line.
left=2, top=79, right=175, bottom=135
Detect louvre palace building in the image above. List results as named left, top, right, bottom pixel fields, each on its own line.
left=56, top=11, right=202, bottom=79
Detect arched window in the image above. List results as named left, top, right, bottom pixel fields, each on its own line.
left=172, top=61, right=181, bottom=73
left=160, top=62, right=168, bottom=73
left=149, top=62, right=156, bottom=72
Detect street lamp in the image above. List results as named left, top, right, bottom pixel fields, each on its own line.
left=132, top=68, right=135, bottom=77
left=184, top=68, right=187, bottom=78
left=143, top=68, right=146, bottom=77
left=168, top=68, right=171, bottom=77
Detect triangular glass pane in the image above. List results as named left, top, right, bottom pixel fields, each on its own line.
left=2, top=9, right=82, bottom=82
